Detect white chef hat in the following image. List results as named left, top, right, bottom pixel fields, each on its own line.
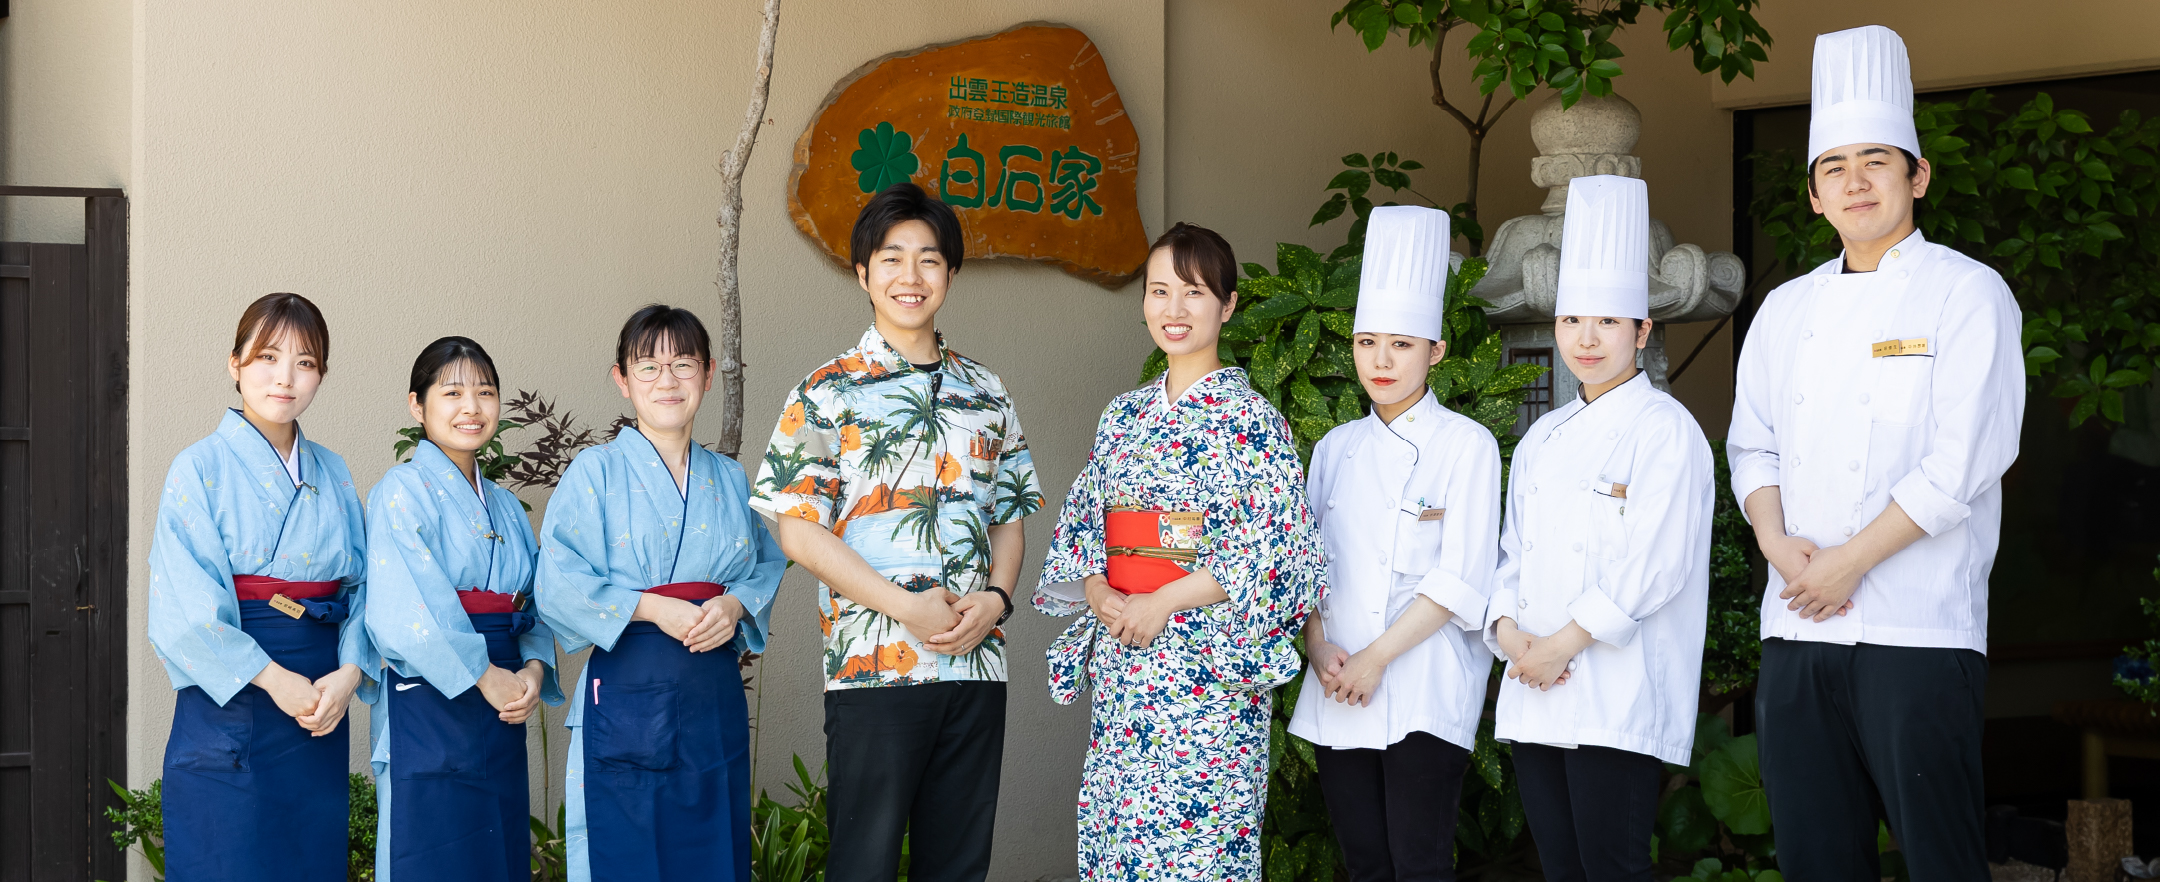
left=1354, top=205, right=1451, bottom=342
left=1555, top=175, right=1649, bottom=321
left=1807, top=25, right=1921, bottom=165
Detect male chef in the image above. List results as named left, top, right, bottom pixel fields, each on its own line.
left=1289, top=205, right=1502, bottom=882
left=1728, top=24, right=2023, bottom=880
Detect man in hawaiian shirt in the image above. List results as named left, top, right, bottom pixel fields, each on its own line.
left=751, top=182, right=1042, bottom=882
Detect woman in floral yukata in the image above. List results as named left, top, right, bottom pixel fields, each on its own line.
left=1034, top=223, right=1326, bottom=881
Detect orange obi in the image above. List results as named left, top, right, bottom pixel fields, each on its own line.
left=1104, top=507, right=1203, bottom=594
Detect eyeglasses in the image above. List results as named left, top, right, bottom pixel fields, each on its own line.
left=628, top=360, right=704, bottom=382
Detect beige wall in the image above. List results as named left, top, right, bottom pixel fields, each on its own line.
left=0, top=0, right=131, bottom=242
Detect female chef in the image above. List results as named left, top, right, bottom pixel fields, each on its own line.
left=1288, top=205, right=1501, bottom=882
left=535, top=304, right=785, bottom=882
left=365, top=335, right=561, bottom=882
left=1486, top=175, right=1714, bottom=881
left=149, top=292, right=375, bottom=881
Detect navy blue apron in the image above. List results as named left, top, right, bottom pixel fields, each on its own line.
left=387, top=611, right=535, bottom=882
left=163, top=593, right=350, bottom=882
left=583, top=621, right=750, bottom=882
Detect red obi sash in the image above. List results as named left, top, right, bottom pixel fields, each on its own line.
left=1104, top=508, right=1202, bottom=594
left=455, top=589, right=518, bottom=614
left=644, top=581, right=726, bottom=601
left=232, top=575, right=339, bottom=601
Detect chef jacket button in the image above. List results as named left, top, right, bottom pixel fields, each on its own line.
left=1794, top=393, right=1805, bottom=404
left=1571, top=542, right=1583, bottom=553
left=1606, top=430, right=1617, bottom=439
left=1896, top=270, right=1909, bottom=279
left=1847, top=460, right=1859, bottom=471
left=1843, top=526, right=1855, bottom=537
left=1526, top=540, right=1535, bottom=551
left=1889, top=248, right=1901, bottom=260
left=1403, top=453, right=1415, bottom=463
left=1379, top=554, right=1389, bottom=565
left=1853, top=502, right=1863, bottom=512
left=1786, top=524, right=1798, bottom=535
left=1518, top=598, right=1529, bottom=610
left=1328, top=498, right=1336, bottom=508
left=1804, top=330, right=1814, bottom=339
left=1530, top=484, right=1538, bottom=494
left=1860, top=393, right=1871, bottom=404
left=1578, top=480, right=1589, bottom=490
left=1815, top=277, right=1828, bottom=286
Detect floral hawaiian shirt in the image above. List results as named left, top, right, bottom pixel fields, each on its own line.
left=751, top=325, right=1043, bottom=691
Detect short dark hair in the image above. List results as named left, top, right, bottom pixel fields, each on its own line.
left=232, top=292, right=331, bottom=374
left=1808, top=146, right=1921, bottom=197
left=615, top=303, right=712, bottom=368
left=1147, top=222, right=1237, bottom=304
left=850, top=182, right=965, bottom=274
left=408, top=335, right=500, bottom=404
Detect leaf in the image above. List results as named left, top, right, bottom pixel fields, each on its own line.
left=1699, top=735, right=1772, bottom=834
left=1657, top=785, right=1720, bottom=855
left=1588, top=58, right=1623, bottom=78
left=1239, top=290, right=1310, bottom=325
left=1690, top=711, right=1734, bottom=772
left=1310, top=192, right=1348, bottom=227
left=1341, top=152, right=1370, bottom=168
left=1326, top=168, right=1373, bottom=200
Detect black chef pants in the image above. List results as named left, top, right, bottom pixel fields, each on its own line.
left=1315, top=731, right=1472, bottom=882
left=1512, top=743, right=1661, bottom=882
left=824, top=680, right=1006, bottom=882
left=1756, top=638, right=1988, bottom=882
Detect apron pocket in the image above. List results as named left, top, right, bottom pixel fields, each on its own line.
left=391, top=682, right=493, bottom=780
left=166, top=688, right=254, bottom=772
left=586, top=682, right=681, bottom=772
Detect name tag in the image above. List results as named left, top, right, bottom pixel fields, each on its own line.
left=1870, top=337, right=1929, bottom=358
left=268, top=594, right=307, bottom=619
left=1610, top=483, right=1628, bottom=499
left=1418, top=508, right=1446, bottom=522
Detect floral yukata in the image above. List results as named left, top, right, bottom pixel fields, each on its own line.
left=750, top=325, right=1043, bottom=692
left=1034, top=367, right=1325, bottom=882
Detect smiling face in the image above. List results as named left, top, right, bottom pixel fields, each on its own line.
left=1555, top=315, right=1652, bottom=389
left=407, top=358, right=500, bottom=460
left=857, top=219, right=952, bottom=336
left=611, top=337, right=712, bottom=436
left=1809, top=143, right=1931, bottom=246
left=228, top=327, right=323, bottom=425
left=1353, top=332, right=1445, bottom=409
left=1143, top=247, right=1236, bottom=360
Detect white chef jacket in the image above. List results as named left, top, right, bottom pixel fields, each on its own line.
left=1728, top=230, right=2023, bottom=653
left=1288, top=391, right=1501, bottom=751
left=1485, top=371, right=1713, bottom=765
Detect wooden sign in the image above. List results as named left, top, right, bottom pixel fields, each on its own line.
left=788, top=23, right=1149, bottom=286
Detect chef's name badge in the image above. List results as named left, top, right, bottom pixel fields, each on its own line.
left=1159, top=511, right=1204, bottom=550
left=1870, top=337, right=1930, bottom=358
left=1418, top=508, right=1446, bottom=522
left=269, top=594, right=308, bottom=619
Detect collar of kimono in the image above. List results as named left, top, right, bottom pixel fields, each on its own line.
left=612, top=423, right=699, bottom=501
left=856, top=323, right=951, bottom=375
left=1149, top=366, right=1249, bottom=413
left=1828, top=227, right=1927, bottom=276
left=219, top=407, right=309, bottom=489
left=411, top=437, right=492, bottom=506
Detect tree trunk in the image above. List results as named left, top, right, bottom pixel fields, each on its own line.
left=714, top=0, right=784, bottom=461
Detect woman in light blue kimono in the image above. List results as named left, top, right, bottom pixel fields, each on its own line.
left=364, top=336, right=563, bottom=882
left=149, top=293, right=375, bottom=882
left=536, top=305, right=784, bottom=882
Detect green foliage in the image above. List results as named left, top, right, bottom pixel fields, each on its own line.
left=1654, top=715, right=1777, bottom=871
left=2116, top=554, right=2160, bottom=706
left=751, top=755, right=836, bottom=882
left=851, top=122, right=920, bottom=195
left=1452, top=716, right=1528, bottom=864
left=349, top=773, right=378, bottom=882
left=1751, top=89, right=2160, bottom=427
left=1262, top=672, right=1346, bottom=881
left=530, top=802, right=569, bottom=882
left=1701, top=443, right=1765, bottom=698
left=1331, top=0, right=1771, bottom=107
left=1310, top=152, right=1481, bottom=256
left=101, top=778, right=163, bottom=880
left=1684, top=857, right=1786, bottom=882
left=393, top=417, right=531, bottom=511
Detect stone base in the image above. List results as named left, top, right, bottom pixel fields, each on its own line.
left=1991, top=859, right=2060, bottom=882
left=2065, top=798, right=2133, bottom=882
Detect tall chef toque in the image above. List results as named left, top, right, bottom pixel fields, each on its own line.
left=1353, top=205, right=1452, bottom=342
left=1807, top=25, right=1921, bottom=165
left=1555, top=174, right=1649, bottom=321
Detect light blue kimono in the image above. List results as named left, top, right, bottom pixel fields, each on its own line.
left=363, top=440, right=564, bottom=876
left=534, top=426, right=785, bottom=882
left=148, top=408, right=374, bottom=704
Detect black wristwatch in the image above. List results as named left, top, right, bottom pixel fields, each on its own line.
left=984, top=586, right=1015, bottom=625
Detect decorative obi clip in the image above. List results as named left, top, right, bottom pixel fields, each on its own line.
left=1104, top=507, right=1203, bottom=594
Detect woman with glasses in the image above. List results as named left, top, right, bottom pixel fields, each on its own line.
left=149, top=293, right=374, bottom=882
left=1034, top=224, right=1326, bottom=881
left=364, top=336, right=563, bottom=881
left=536, top=304, right=785, bottom=882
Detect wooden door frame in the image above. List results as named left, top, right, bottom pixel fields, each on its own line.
left=0, top=186, right=128, bottom=881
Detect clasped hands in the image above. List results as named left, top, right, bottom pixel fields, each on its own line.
left=1305, top=638, right=1388, bottom=707
left=1758, top=532, right=1858, bottom=623
left=895, top=585, right=1004, bottom=657
left=1084, top=573, right=1175, bottom=650
left=254, top=661, right=368, bottom=735
left=1493, top=618, right=1593, bottom=691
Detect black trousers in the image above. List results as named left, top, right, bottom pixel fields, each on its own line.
left=1756, top=638, right=1988, bottom=882
left=1315, top=731, right=1473, bottom=882
left=824, top=680, right=1007, bottom=882
left=1512, top=743, right=1661, bottom=882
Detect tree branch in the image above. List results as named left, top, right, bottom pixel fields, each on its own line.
left=714, top=0, right=784, bottom=461
left=1429, top=22, right=1477, bottom=133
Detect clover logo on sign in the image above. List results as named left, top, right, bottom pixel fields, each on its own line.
left=851, top=122, right=920, bottom=194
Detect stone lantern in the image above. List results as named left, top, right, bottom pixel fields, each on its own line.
left=1466, top=92, right=1744, bottom=425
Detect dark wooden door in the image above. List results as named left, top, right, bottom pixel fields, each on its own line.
left=0, top=194, right=128, bottom=882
